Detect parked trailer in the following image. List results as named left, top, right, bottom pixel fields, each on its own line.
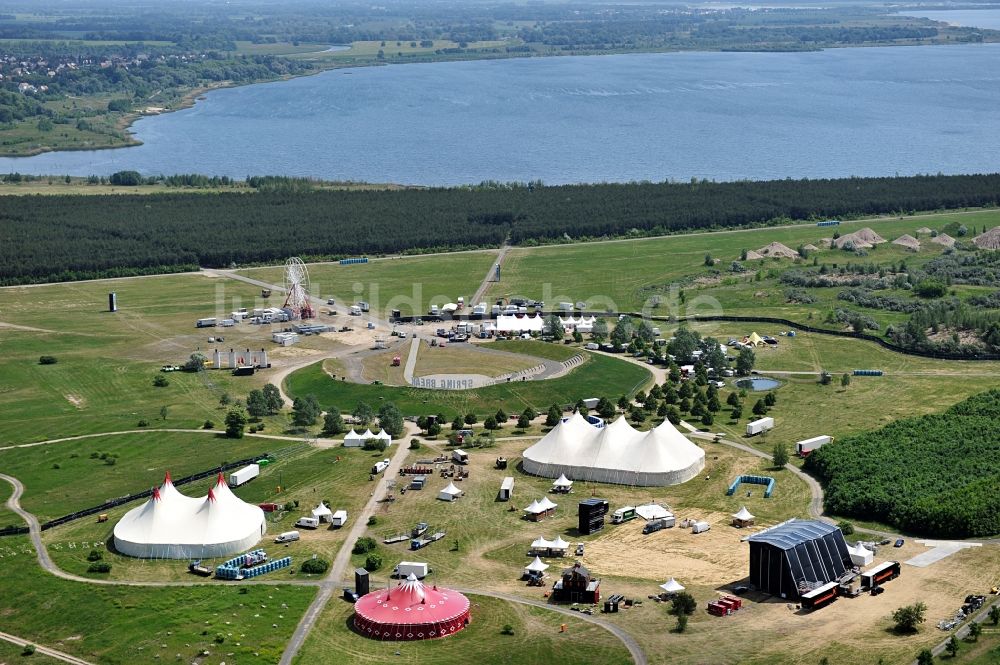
left=196, top=318, right=217, bottom=328
left=746, top=417, right=774, bottom=436
left=853, top=369, right=884, bottom=376
left=371, top=458, right=391, bottom=475
left=295, top=516, right=319, bottom=529
left=331, top=510, right=348, bottom=528
left=861, top=561, right=901, bottom=590
left=692, top=521, right=711, bottom=534
left=796, top=435, right=833, bottom=456
left=394, top=561, right=429, bottom=579
left=498, top=477, right=514, bottom=502
left=611, top=506, right=637, bottom=524
left=451, top=449, right=469, bottom=465
left=801, top=581, right=840, bottom=610
left=228, top=463, right=260, bottom=487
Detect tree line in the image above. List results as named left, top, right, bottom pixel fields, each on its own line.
left=805, top=389, right=1000, bottom=538
left=3, top=173, right=1000, bottom=284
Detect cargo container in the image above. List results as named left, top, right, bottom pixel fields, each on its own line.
left=860, top=561, right=900, bottom=590
left=229, top=463, right=260, bottom=487
left=394, top=561, right=429, bottom=579
left=796, top=435, right=833, bottom=456
left=331, top=510, right=348, bottom=528
left=196, top=318, right=217, bottom=328
left=801, top=581, right=839, bottom=610
left=498, top=477, right=514, bottom=501
left=451, top=449, right=469, bottom=465
left=746, top=417, right=775, bottom=436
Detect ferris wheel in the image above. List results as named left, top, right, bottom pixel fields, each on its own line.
left=283, top=257, right=315, bottom=319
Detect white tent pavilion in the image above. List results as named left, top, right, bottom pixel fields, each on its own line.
left=525, top=556, right=550, bottom=574
left=373, top=429, right=392, bottom=446
left=552, top=474, right=573, bottom=493
left=636, top=504, right=671, bottom=521
left=550, top=535, right=569, bottom=553
left=530, top=536, right=553, bottom=551
left=559, top=315, right=596, bottom=333
left=311, top=502, right=333, bottom=522
left=536, top=496, right=558, bottom=512
left=659, top=578, right=685, bottom=595
left=496, top=313, right=545, bottom=333
left=732, top=506, right=755, bottom=528
left=114, top=472, right=265, bottom=559
left=847, top=542, right=874, bottom=567
left=342, top=428, right=364, bottom=447
left=522, top=414, right=705, bottom=487
left=438, top=482, right=464, bottom=502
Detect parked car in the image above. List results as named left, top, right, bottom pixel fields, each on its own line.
left=575, top=543, right=585, bottom=556
left=894, top=539, right=905, bottom=548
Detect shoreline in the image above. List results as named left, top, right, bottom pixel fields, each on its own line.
left=1, top=37, right=997, bottom=160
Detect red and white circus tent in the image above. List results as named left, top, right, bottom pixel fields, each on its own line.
left=353, top=574, right=471, bottom=640
left=113, top=472, right=266, bottom=559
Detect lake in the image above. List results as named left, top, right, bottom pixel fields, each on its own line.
left=3, top=44, right=1000, bottom=185
left=901, top=8, right=1000, bottom=30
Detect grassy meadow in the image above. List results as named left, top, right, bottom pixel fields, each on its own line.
left=287, top=351, right=651, bottom=419
left=295, top=593, right=631, bottom=665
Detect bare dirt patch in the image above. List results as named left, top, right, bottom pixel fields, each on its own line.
left=64, top=394, right=86, bottom=409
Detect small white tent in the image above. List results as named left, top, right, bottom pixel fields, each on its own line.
left=372, top=429, right=393, bottom=446
left=311, top=502, right=333, bottom=522
left=550, top=535, right=570, bottom=553
left=342, top=429, right=365, bottom=447
left=552, top=474, right=573, bottom=492
left=732, top=506, right=755, bottom=527
left=531, top=536, right=554, bottom=551
left=847, top=542, right=874, bottom=567
left=437, top=482, right=463, bottom=502
left=659, top=578, right=685, bottom=595
left=537, top=496, right=558, bottom=512
left=525, top=556, right=550, bottom=574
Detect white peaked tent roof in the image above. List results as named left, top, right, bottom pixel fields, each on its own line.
left=525, top=556, right=550, bottom=572
left=733, top=506, right=755, bottom=521
left=659, top=578, right=685, bottom=593
left=524, top=499, right=542, bottom=514
left=441, top=482, right=462, bottom=495
left=496, top=313, right=545, bottom=332
left=373, top=429, right=392, bottom=440
left=531, top=536, right=554, bottom=549
left=550, top=535, right=569, bottom=550
left=343, top=428, right=361, bottom=439
left=522, top=413, right=705, bottom=487
left=636, top=504, right=671, bottom=520
left=361, top=428, right=375, bottom=438
left=312, top=502, right=333, bottom=518
left=536, top=496, right=558, bottom=512
left=114, top=472, right=265, bottom=559
left=553, top=474, right=573, bottom=488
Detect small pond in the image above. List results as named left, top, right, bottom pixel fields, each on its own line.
left=735, top=377, right=781, bottom=391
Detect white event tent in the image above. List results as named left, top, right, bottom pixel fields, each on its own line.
left=659, top=578, right=685, bottom=595
left=495, top=313, right=545, bottom=333
left=525, top=556, right=550, bottom=574
left=113, top=472, right=266, bottom=559
left=343, top=428, right=392, bottom=448
left=438, top=482, right=464, bottom=502
left=636, top=504, right=672, bottom=521
left=552, top=474, right=573, bottom=492
left=522, top=413, right=705, bottom=487
left=311, top=502, right=333, bottom=522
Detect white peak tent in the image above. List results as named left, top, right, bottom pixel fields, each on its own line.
left=536, top=496, right=558, bottom=512
left=847, top=542, right=874, bottom=567
left=525, top=556, right=550, bottom=573
left=311, top=502, right=333, bottom=522
left=114, top=472, right=266, bottom=559
left=343, top=427, right=392, bottom=448
left=496, top=313, right=545, bottom=333
left=659, top=578, right=685, bottom=594
left=552, top=474, right=573, bottom=492
left=550, top=535, right=569, bottom=551
left=522, top=413, right=705, bottom=487
left=559, top=315, right=596, bottom=333
left=531, top=536, right=553, bottom=550
left=438, top=482, right=464, bottom=502
left=732, top=506, right=755, bottom=528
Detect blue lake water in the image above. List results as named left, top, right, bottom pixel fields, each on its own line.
left=3, top=44, right=1000, bottom=185
left=736, top=377, right=782, bottom=392
left=901, top=8, right=1000, bottom=30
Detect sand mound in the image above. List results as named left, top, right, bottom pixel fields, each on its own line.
left=931, top=233, right=955, bottom=247
left=744, top=250, right=765, bottom=260
left=754, top=242, right=799, bottom=259
left=818, top=238, right=833, bottom=248
left=916, top=227, right=933, bottom=235
left=835, top=227, right=886, bottom=250
left=801, top=243, right=819, bottom=252
left=892, top=234, right=921, bottom=251
left=854, top=227, right=887, bottom=244
left=973, top=226, right=1000, bottom=250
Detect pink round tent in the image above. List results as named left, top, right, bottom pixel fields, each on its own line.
left=353, top=574, right=471, bottom=641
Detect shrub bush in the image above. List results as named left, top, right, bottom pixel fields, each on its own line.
left=300, top=558, right=330, bottom=575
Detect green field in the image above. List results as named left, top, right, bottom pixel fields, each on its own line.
left=486, top=209, right=1000, bottom=326
left=0, top=536, right=317, bottom=665
left=237, top=251, right=497, bottom=319
left=286, top=351, right=651, bottom=419
left=0, top=639, right=62, bottom=663
left=0, top=478, right=24, bottom=530
left=295, top=593, right=631, bottom=665
left=488, top=339, right=581, bottom=362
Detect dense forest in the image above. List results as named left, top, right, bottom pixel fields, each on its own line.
left=2, top=173, right=1000, bottom=285
left=805, top=390, right=1000, bottom=538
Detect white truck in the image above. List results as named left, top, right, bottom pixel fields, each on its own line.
left=611, top=506, right=638, bottom=524
left=228, top=463, right=260, bottom=487
left=746, top=417, right=775, bottom=437
left=796, top=435, right=833, bottom=456
left=451, top=449, right=469, bottom=465
left=295, top=516, right=319, bottom=529
left=692, top=521, right=711, bottom=534
left=275, top=531, right=300, bottom=543
left=371, top=458, right=391, bottom=475
left=331, top=510, right=348, bottom=528
left=196, top=318, right=217, bottom=328
left=394, top=561, right=429, bottom=579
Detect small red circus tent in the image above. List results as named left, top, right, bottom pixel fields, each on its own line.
left=353, top=574, right=471, bottom=641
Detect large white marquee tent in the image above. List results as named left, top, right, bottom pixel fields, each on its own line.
left=522, top=414, right=705, bottom=486
left=113, top=472, right=266, bottom=559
